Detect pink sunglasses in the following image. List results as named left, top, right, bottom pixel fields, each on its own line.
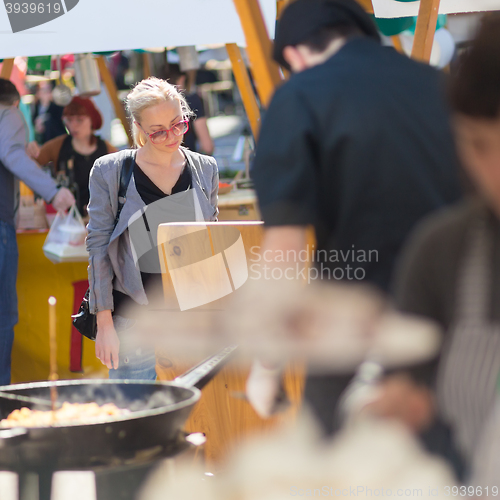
left=136, top=120, right=189, bottom=144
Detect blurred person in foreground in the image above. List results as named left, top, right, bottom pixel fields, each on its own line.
left=0, top=78, right=74, bottom=385
left=87, top=77, right=218, bottom=378
left=33, top=96, right=116, bottom=217
left=391, top=13, right=500, bottom=480
left=166, top=64, right=214, bottom=155
left=249, top=0, right=461, bottom=434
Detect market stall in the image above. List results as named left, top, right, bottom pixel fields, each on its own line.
left=2, top=2, right=499, bottom=495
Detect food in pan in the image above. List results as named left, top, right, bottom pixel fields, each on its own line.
left=0, top=402, right=129, bottom=427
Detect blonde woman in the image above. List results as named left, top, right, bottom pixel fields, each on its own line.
left=86, top=77, right=219, bottom=379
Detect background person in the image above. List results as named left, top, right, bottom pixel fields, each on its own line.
left=249, top=0, right=462, bottom=435
left=86, top=77, right=218, bottom=379
left=393, top=13, right=500, bottom=475
left=0, top=78, right=74, bottom=386
left=166, top=64, right=214, bottom=155
left=33, top=96, right=116, bottom=217
left=32, top=81, right=66, bottom=144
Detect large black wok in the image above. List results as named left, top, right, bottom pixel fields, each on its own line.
left=0, top=346, right=236, bottom=499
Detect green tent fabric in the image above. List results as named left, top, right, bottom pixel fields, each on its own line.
left=372, top=0, right=447, bottom=38
left=92, top=51, right=118, bottom=56
left=371, top=0, right=416, bottom=36
left=371, top=15, right=415, bottom=36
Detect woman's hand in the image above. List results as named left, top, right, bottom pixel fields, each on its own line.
left=95, top=310, right=120, bottom=370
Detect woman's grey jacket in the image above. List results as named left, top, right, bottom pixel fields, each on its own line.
left=86, top=147, right=218, bottom=314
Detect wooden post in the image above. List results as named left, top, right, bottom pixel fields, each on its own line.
left=355, top=0, right=374, bottom=14
left=96, top=56, right=133, bottom=146
left=232, top=0, right=282, bottom=108
left=276, top=0, right=290, bottom=18
left=391, top=35, right=404, bottom=54
left=0, top=58, right=15, bottom=79
left=411, top=0, right=441, bottom=63
left=142, top=52, right=152, bottom=79
left=226, top=43, right=261, bottom=140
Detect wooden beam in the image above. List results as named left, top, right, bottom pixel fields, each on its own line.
left=226, top=43, right=262, bottom=140
left=276, top=0, right=290, bottom=18
left=142, top=52, right=151, bottom=79
left=0, top=58, right=15, bottom=80
left=411, top=0, right=441, bottom=63
left=355, top=0, right=374, bottom=14
left=391, top=35, right=404, bottom=54
left=232, top=0, right=282, bottom=108
left=278, top=0, right=374, bottom=14
left=96, top=56, right=133, bottom=147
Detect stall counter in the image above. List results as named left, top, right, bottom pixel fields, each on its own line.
left=12, top=229, right=107, bottom=383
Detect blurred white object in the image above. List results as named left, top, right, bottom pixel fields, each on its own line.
left=370, top=312, right=442, bottom=369
left=52, top=83, right=72, bottom=107
left=140, top=415, right=456, bottom=500
left=74, top=53, right=101, bottom=97
left=177, top=46, right=200, bottom=72
left=400, top=28, right=456, bottom=68
left=52, top=55, right=73, bottom=106
left=245, top=359, right=283, bottom=418
left=43, top=206, right=88, bottom=263
left=0, top=472, right=17, bottom=500
left=447, top=13, right=483, bottom=44
left=135, top=280, right=441, bottom=375
left=433, top=28, right=456, bottom=68
left=52, top=471, right=96, bottom=500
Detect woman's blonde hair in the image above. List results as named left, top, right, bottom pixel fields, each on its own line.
left=126, top=77, right=193, bottom=148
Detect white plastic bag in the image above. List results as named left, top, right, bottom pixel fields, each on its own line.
left=43, top=205, right=89, bottom=263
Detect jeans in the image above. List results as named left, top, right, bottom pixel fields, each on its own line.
left=108, top=315, right=157, bottom=381
left=0, top=221, right=18, bottom=386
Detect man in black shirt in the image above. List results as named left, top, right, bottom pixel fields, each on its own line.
left=250, top=0, right=462, bottom=434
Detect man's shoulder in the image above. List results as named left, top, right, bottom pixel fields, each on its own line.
left=0, top=103, right=22, bottom=125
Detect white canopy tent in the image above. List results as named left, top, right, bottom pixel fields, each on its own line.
left=372, top=0, right=500, bottom=18
left=0, top=0, right=277, bottom=58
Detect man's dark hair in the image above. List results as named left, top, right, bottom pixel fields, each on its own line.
left=299, top=24, right=362, bottom=53
left=0, top=78, right=20, bottom=106
left=450, top=13, right=500, bottom=119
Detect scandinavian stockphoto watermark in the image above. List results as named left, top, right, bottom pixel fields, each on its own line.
left=290, top=486, right=499, bottom=497
left=249, top=245, right=379, bottom=283
left=128, top=192, right=250, bottom=311
left=290, top=486, right=425, bottom=497
left=127, top=192, right=378, bottom=310
left=3, top=0, right=78, bottom=32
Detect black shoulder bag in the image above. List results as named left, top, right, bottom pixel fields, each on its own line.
left=72, top=152, right=135, bottom=341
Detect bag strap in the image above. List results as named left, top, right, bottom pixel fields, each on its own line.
left=114, top=150, right=135, bottom=228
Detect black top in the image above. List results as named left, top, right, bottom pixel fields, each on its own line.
left=182, top=93, right=205, bottom=152
left=133, top=160, right=192, bottom=205
left=113, top=157, right=192, bottom=317
left=33, top=101, right=66, bottom=144
left=58, top=134, right=108, bottom=214
left=252, top=37, right=462, bottom=293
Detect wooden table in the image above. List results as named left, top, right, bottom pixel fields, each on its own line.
left=218, top=188, right=260, bottom=221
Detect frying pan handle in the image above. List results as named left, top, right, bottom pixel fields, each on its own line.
left=174, top=346, right=237, bottom=390
left=0, top=427, right=28, bottom=447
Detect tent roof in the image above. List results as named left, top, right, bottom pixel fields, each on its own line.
left=372, top=0, right=500, bottom=19
left=0, top=0, right=276, bottom=59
